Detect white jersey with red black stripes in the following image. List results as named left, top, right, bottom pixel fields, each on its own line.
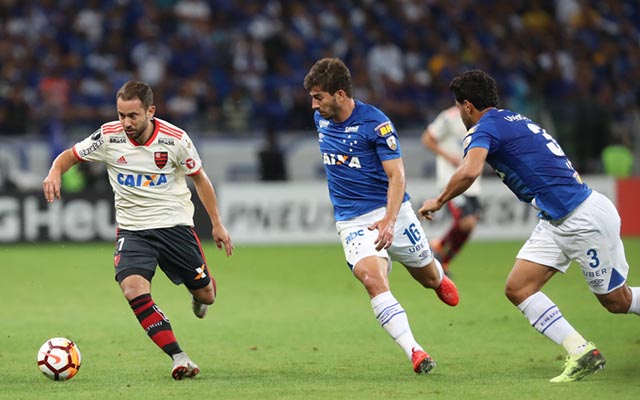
left=72, top=117, right=203, bottom=230
left=428, top=106, right=481, bottom=195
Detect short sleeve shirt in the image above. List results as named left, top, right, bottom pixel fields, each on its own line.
left=73, top=118, right=202, bottom=230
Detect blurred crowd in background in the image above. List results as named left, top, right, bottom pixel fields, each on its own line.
left=0, top=0, right=639, bottom=178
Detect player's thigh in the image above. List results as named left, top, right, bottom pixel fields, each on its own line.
left=388, top=202, right=433, bottom=268
left=114, top=229, right=160, bottom=284
left=337, top=209, right=391, bottom=272
left=516, top=221, right=570, bottom=273
left=553, top=192, right=629, bottom=294
left=155, top=226, right=212, bottom=290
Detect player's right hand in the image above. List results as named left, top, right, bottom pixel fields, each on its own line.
left=42, top=173, right=62, bottom=202
left=418, top=198, right=442, bottom=221
left=212, top=224, right=234, bottom=257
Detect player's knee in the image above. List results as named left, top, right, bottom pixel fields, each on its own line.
left=596, top=288, right=632, bottom=314
left=504, top=284, right=524, bottom=305
left=193, top=284, right=216, bottom=305
left=601, top=299, right=629, bottom=314
left=458, top=216, right=478, bottom=232
left=196, top=292, right=215, bottom=305
left=203, top=287, right=216, bottom=305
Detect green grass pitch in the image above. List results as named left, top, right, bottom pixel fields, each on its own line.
left=1, top=239, right=639, bottom=400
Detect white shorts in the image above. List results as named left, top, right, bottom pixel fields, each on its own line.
left=336, top=201, right=434, bottom=271
left=517, top=191, right=629, bottom=294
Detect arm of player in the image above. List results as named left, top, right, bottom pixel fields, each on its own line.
left=421, top=128, right=460, bottom=167
left=370, top=157, right=406, bottom=251
left=190, top=170, right=234, bottom=257
left=43, top=148, right=80, bottom=203
left=419, top=147, right=487, bottom=220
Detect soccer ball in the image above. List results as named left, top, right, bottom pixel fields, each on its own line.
left=36, top=337, right=82, bottom=381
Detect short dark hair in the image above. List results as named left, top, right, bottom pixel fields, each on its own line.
left=303, top=57, right=353, bottom=97
left=449, top=70, right=499, bottom=110
left=116, top=81, right=154, bottom=109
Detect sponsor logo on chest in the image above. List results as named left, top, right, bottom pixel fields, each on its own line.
left=116, top=173, right=168, bottom=187
left=322, top=153, right=361, bottom=168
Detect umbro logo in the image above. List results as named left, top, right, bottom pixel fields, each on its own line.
left=116, top=156, right=128, bottom=164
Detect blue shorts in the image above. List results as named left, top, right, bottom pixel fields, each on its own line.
left=114, top=226, right=212, bottom=290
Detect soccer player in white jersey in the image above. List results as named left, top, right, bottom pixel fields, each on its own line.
left=420, top=70, right=640, bottom=382
left=43, top=81, right=233, bottom=380
left=421, top=105, right=482, bottom=276
left=303, top=57, right=459, bottom=374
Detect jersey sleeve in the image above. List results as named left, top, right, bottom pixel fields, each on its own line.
left=463, top=125, right=493, bottom=157
left=176, top=132, right=203, bottom=176
left=373, top=120, right=402, bottom=161
left=72, top=129, right=107, bottom=162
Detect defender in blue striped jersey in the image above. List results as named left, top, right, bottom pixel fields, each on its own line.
left=419, top=70, right=640, bottom=382
left=304, top=58, right=459, bottom=374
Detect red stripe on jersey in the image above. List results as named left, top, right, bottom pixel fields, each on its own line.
left=187, top=167, right=202, bottom=177
left=101, top=121, right=122, bottom=134
left=160, top=129, right=183, bottom=140
left=156, top=119, right=185, bottom=139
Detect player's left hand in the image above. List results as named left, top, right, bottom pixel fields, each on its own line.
left=369, top=218, right=394, bottom=251
left=418, top=198, right=442, bottom=221
left=212, top=224, right=234, bottom=257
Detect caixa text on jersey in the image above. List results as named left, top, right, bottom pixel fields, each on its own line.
left=116, top=173, right=168, bottom=187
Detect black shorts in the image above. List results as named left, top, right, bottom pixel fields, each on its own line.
left=447, top=195, right=482, bottom=220
left=114, top=226, right=212, bottom=290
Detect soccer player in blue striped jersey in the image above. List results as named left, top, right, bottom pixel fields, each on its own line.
left=304, top=57, right=459, bottom=374
left=419, top=69, right=640, bottom=382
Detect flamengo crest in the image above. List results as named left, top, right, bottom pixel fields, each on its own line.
left=154, top=152, right=168, bottom=169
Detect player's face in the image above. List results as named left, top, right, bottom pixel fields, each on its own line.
left=117, top=98, right=156, bottom=144
left=309, top=88, right=340, bottom=120
left=456, top=100, right=473, bottom=130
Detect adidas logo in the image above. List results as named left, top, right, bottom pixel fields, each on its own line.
left=116, top=155, right=128, bottom=164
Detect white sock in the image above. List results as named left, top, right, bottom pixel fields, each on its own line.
left=562, top=333, right=589, bottom=356
left=371, top=291, right=421, bottom=359
left=628, top=287, right=640, bottom=315
left=517, top=291, right=585, bottom=352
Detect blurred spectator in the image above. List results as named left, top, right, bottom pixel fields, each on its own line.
left=166, top=80, right=199, bottom=130
left=130, top=25, right=172, bottom=86
left=0, top=84, right=30, bottom=135
left=221, top=86, right=252, bottom=133
left=257, top=125, right=288, bottom=181
left=0, top=0, right=636, bottom=177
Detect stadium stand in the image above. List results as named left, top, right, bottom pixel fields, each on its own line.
left=0, top=0, right=638, bottom=188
